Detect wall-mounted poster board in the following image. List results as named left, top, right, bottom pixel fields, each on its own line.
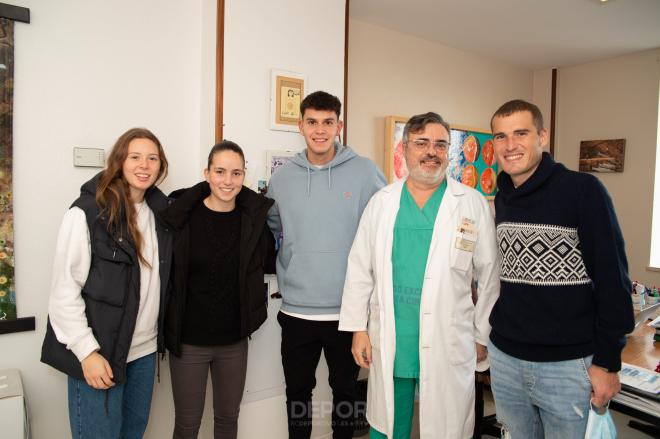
left=448, top=125, right=498, bottom=199
left=384, top=117, right=498, bottom=199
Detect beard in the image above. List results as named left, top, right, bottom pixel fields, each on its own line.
left=407, top=155, right=447, bottom=186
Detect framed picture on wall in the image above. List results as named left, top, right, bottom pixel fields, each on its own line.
left=266, top=149, right=298, bottom=181
left=384, top=116, right=409, bottom=183
left=447, top=125, right=498, bottom=199
left=384, top=116, right=498, bottom=199
left=579, top=138, right=625, bottom=173
left=270, top=70, right=306, bottom=132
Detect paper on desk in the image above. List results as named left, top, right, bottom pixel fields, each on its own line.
left=613, top=390, right=660, bottom=417
left=648, top=315, right=660, bottom=328
left=620, top=363, right=660, bottom=394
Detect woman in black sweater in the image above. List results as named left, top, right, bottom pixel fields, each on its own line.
left=159, top=141, right=275, bottom=439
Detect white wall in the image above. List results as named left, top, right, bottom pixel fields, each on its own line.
left=346, top=19, right=534, bottom=165
left=4, top=0, right=214, bottom=438
left=223, top=0, right=346, bottom=186
left=554, top=48, right=660, bottom=286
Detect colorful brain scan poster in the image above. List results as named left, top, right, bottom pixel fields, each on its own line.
left=448, top=126, right=498, bottom=199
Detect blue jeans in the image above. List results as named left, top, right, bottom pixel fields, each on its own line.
left=489, top=342, right=592, bottom=439
left=68, top=352, right=156, bottom=439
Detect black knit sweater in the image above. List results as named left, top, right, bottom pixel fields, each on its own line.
left=489, top=152, right=634, bottom=371
left=183, top=203, right=241, bottom=345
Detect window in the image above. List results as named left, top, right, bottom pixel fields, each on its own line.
left=650, top=81, right=660, bottom=269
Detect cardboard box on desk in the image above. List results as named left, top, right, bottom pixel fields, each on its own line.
left=0, top=369, right=29, bottom=439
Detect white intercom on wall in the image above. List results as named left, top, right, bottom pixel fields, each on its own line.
left=73, top=147, right=105, bottom=168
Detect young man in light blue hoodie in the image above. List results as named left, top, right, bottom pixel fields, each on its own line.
left=267, top=91, right=386, bottom=439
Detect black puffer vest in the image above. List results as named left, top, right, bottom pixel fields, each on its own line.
left=41, top=174, right=173, bottom=383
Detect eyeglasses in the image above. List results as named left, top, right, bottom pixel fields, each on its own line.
left=408, top=138, right=449, bottom=152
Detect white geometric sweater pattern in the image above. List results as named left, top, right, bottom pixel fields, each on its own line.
left=497, top=222, right=592, bottom=286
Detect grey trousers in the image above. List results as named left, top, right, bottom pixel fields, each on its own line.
left=169, top=339, right=248, bottom=439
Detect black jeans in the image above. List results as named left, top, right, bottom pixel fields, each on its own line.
left=169, top=339, right=248, bottom=439
left=278, top=312, right=360, bottom=439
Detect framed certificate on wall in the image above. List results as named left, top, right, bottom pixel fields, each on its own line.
left=270, top=70, right=306, bottom=132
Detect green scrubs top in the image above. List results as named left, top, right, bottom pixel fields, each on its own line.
left=391, top=180, right=446, bottom=378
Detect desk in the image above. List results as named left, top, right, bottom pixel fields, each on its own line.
left=610, top=319, right=660, bottom=434
left=621, top=320, right=659, bottom=370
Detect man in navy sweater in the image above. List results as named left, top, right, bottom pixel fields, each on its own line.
left=487, top=99, right=634, bottom=439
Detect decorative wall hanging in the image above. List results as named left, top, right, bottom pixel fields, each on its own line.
left=0, top=3, right=34, bottom=334
left=0, top=17, right=16, bottom=323
left=579, top=139, right=625, bottom=173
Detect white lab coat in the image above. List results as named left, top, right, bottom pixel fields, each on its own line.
left=339, top=178, right=500, bottom=439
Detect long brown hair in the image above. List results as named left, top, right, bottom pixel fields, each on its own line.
left=96, top=128, right=168, bottom=266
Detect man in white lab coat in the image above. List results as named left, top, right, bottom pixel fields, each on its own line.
left=338, top=112, right=500, bottom=438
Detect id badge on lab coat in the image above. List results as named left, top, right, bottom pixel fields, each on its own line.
left=452, top=218, right=477, bottom=271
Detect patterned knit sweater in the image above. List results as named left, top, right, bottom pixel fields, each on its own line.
left=489, top=152, right=634, bottom=371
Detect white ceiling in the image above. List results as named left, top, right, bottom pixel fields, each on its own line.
left=350, top=0, right=660, bottom=70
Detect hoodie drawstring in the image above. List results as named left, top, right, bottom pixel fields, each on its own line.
left=306, top=166, right=311, bottom=197
left=296, top=143, right=351, bottom=195
left=306, top=163, right=335, bottom=195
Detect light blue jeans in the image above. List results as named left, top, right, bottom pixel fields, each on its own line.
left=488, top=342, right=593, bottom=439
left=68, top=352, right=156, bottom=439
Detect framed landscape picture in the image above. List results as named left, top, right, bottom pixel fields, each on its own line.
left=579, top=138, right=625, bottom=173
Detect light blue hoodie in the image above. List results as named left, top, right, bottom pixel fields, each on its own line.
left=267, top=143, right=386, bottom=315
